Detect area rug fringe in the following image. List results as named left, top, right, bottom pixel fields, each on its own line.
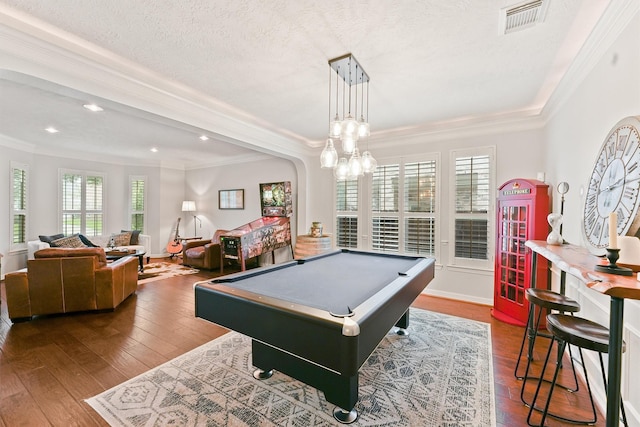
left=86, top=309, right=496, bottom=426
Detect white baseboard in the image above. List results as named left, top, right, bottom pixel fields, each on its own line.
left=422, top=288, right=493, bottom=306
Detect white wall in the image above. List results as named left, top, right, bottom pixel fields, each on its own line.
left=543, top=10, right=640, bottom=422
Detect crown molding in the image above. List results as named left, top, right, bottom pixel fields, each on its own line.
left=0, top=133, right=36, bottom=152
left=541, top=0, right=639, bottom=120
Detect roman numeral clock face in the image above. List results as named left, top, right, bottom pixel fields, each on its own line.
left=582, top=116, right=640, bottom=255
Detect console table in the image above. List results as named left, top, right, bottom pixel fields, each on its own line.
left=526, top=240, right=640, bottom=427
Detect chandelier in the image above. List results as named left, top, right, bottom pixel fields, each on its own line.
left=320, top=54, right=377, bottom=180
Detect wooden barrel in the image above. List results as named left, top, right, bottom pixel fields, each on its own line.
left=294, top=235, right=332, bottom=259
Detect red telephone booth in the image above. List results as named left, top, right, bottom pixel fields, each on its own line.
left=492, top=179, right=549, bottom=326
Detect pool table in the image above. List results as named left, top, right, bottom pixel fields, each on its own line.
left=194, top=249, right=435, bottom=423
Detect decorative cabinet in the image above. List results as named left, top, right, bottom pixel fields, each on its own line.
left=492, top=179, right=549, bottom=326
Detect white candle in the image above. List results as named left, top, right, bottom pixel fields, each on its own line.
left=609, top=212, right=618, bottom=249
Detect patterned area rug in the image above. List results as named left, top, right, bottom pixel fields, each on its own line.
left=85, top=309, right=495, bottom=426
left=137, top=262, right=199, bottom=285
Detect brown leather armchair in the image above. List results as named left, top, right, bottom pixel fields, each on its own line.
left=182, top=230, right=228, bottom=270
left=4, top=247, right=138, bottom=322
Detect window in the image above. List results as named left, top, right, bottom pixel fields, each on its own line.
left=129, top=176, right=146, bottom=231
left=61, top=170, right=105, bottom=236
left=450, top=147, right=495, bottom=269
left=371, top=159, right=438, bottom=256
left=335, top=179, right=359, bottom=248
left=10, top=162, right=28, bottom=251
left=371, top=164, right=400, bottom=252
left=404, top=160, right=437, bottom=255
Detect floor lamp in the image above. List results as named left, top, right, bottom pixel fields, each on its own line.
left=181, top=201, right=200, bottom=237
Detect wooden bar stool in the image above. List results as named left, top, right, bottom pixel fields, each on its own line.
left=514, top=288, right=581, bottom=408
left=527, top=313, right=628, bottom=426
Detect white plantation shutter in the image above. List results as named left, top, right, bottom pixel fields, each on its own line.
left=451, top=149, right=495, bottom=268
left=61, top=170, right=105, bottom=236
left=11, top=163, right=28, bottom=250
left=85, top=176, right=103, bottom=236
left=336, top=179, right=359, bottom=248
left=404, top=160, right=436, bottom=256
left=372, top=164, right=400, bottom=252
left=130, top=177, right=146, bottom=231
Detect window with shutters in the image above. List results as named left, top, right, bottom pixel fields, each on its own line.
left=450, top=147, right=495, bottom=269
left=61, top=170, right=105, bottom=236
left=372, top=164, right=400, bottom=252
left=130, top=176, right=146, bottom=232
left=335, top=179, right=359, bottom=248
left=371, top=158, right=438, bottom=256
left=404, top=160, right=436, bottom=255
left=10, top=162, right=28, bottom=251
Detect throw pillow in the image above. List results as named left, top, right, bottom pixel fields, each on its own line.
left=78, top=234, right=99, bottom=247
left=112, top=231, right=132, bottom=246
left=121, top=229, right=141, bottom=245
left=39, top=233, right=64, bottom=244
left=50, top=235, right=86, bottom=248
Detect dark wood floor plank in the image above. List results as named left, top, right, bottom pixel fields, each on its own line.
left=0, top=389, right=51, bottom=426
left=30, top=343, right=105, bottom=399
left=17, top=365, right=99, bottom=426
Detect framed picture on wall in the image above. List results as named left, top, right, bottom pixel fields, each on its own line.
left=219, top=189, right=244, bottom=210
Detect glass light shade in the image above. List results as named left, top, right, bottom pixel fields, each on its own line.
left=320, top=138, right=338, bottom=168
left=334, top=158, right=350, bottom=181
left=341, top=114, right=359, bottom=140
left=181, top=200, right=196, bottom=212
left=348, top=148, right=364, bottom=178
left=330, top=114, right=342, bottom=138
left=358, top=116, right=370, bottom=138
left=341, top=135, right=357, bottom=155
left=361, top=150, right=377, bottom=174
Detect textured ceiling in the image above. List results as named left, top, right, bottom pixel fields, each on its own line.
left=0, top=0, right=613, bottom=167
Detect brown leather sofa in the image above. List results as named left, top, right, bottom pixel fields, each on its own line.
left=4, top=247, right=138, bottom=322
left=182, top=230, right=228, bottom=270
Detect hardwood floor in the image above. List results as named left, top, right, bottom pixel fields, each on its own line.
left=0, top=258, right=606, bottom=426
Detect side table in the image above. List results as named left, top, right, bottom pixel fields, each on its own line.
left=106, top=249, right=146, bottom=273
left=294, top=235, right=332, bottom=259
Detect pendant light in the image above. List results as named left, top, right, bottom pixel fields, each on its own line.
left=323, top=54, right=376, bottom=180
left=320, top=66, right=338, bottom=168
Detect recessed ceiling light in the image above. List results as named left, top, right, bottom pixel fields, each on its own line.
left=199, top=135, right=209, bottom=141
left=83, top=103, right=104, bottom=112
left=45, top=127, right=59, bottom=133
left=150, top=147, right=158, bottom=153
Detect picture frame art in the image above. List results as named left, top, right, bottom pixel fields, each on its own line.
left=219, top=189, right=244, bottom=210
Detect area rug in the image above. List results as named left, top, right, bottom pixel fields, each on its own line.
left=137, top=262, right=199, bottom=285
left=85, top=309, right=495, bottom=426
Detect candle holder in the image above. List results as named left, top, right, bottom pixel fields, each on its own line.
left=595, top=248, right=633, bottom=276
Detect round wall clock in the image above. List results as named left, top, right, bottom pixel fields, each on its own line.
left=582, top=116, right=640, bottom=255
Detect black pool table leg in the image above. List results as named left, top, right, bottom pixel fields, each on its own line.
left=253, top=368, right=273, bottom=380
left=394, top=310, right=410, bottom=336
left=251, top=340, right=359, bottom=424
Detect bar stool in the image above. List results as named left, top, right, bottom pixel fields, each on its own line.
left=514, top=288, right=581, bottom=408
left=527, top=313, right=628, bottom=427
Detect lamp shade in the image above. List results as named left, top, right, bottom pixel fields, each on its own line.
left=181, top=200, right=196, bottom=212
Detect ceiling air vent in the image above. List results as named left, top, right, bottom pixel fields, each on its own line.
left=500, top=0, right=549, bottom=34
